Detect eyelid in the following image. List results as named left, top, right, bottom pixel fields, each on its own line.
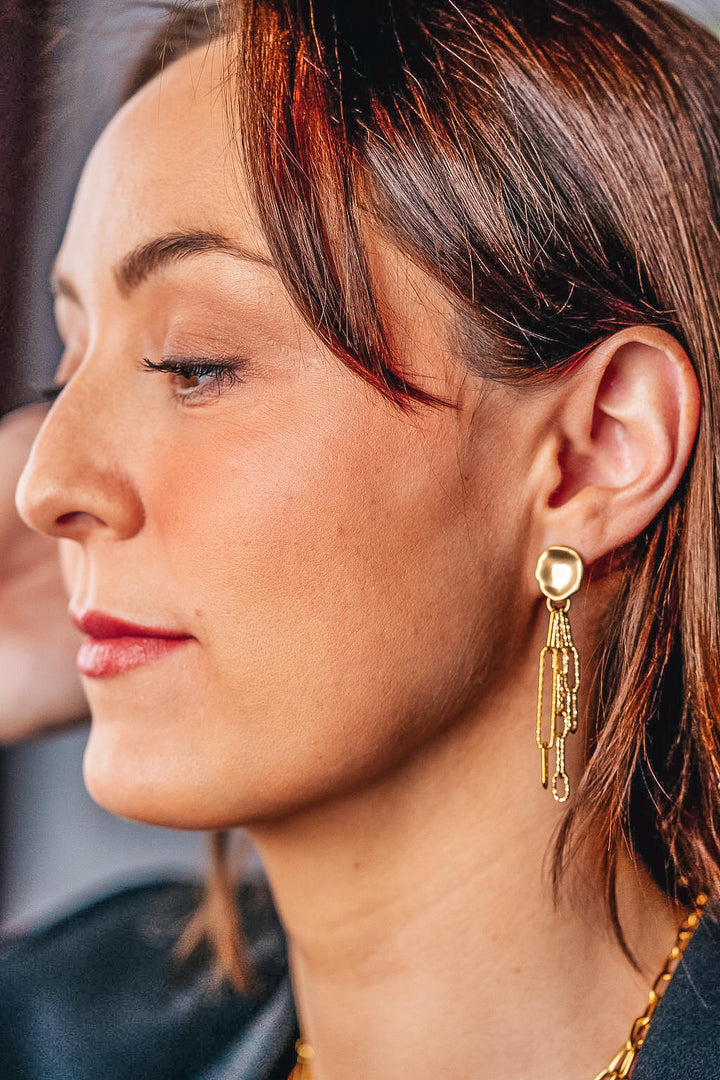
left=142, top=355, right=246, bottom=371
left=141, top=355, right=248, bottom=401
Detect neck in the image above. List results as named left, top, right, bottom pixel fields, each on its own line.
left=249, top=704, right=683, bottom=1080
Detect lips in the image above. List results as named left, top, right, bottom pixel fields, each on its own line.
left=71, top=610, right=194, bottom=678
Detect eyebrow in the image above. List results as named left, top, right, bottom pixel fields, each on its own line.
left=50, top=230, right=274, bottom=303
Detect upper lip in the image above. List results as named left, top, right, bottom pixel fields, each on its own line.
left=71, top=610, right=192, bottom=640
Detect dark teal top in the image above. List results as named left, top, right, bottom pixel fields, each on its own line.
left=633, top=903, right=720, bottom=1079
left=1, top=881, right=718, bottom=1078
left=0, top=881, right=298, bottom=1079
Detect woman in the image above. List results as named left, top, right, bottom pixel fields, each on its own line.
left=3, top=0, right=720, bottom=1077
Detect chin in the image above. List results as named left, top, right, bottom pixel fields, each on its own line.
left=81, top=716, right=332, bottom=831
left=83, top=727, right=210, bottom=829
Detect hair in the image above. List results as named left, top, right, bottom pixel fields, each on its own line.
left=138, top=0, right=720, bottom=972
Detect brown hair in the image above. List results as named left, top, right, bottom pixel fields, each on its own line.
left=138, top=0, right=720, bottom=971
left=229, top=0, right=720, bottom=935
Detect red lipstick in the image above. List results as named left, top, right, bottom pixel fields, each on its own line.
left=71, top=611, right=194, bottom=678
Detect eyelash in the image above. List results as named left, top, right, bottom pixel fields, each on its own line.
left=34, top=357, right=246, bottom=408
left=141, top=356, right=246, bottom=400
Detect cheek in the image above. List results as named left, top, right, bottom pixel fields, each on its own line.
left=85, top=393, right=524, bottom=827
left=150, top=406, right=476, bottom=660
left=212, top=420, right=467, bottom=662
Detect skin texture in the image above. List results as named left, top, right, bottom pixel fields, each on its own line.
left=16, top=42, right=702, bottom=1080
left=16, top=45, right=536, bottom=829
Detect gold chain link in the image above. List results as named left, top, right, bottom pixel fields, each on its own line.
left=289, top=894, right=708, bottom=1080
left=591, top=893, right=708, bottom=1080
left=536, top=598, right=580, bottom=803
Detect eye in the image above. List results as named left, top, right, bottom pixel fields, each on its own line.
left=142, top=356, right=246, bottom=401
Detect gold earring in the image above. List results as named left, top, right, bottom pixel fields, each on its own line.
left=535, top=545, right=583, bottom=803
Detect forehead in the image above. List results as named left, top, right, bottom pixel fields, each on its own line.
left=58, top=41, right=270, bottom=281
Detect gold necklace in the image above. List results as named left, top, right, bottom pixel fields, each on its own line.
left=592, top=893, right=707, bottom=1080
left=288, top=894, right=707, bottom=1080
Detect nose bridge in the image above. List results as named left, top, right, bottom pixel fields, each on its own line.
left=16, top=364, right=145, bottom=542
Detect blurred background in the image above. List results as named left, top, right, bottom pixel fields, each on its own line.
left=1, top=0, right=719, bottom=932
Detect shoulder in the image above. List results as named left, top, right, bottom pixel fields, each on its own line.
left=0, top=878, right=298, bottom=1080
left=633, top=902, right=720, bottom=1080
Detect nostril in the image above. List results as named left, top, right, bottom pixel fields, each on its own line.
left=54, top=510, right=110, bottom=535
left=56, top=511, right=83, bottom=528
left=17, top=441, right=145, bottom=540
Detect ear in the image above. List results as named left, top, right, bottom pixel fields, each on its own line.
left=532, top=326, right=700, bottom=563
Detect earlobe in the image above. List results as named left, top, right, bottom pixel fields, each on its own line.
left=539, top=327, right=700, bottom=562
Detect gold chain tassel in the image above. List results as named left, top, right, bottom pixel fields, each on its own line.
left=535, top=546, right=584, bottom=802
left=536, top=598, right=580, bottom=801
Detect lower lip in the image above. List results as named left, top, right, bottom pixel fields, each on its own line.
left=77, top=636, right=192, bottom=678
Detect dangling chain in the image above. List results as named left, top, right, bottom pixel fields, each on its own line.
left=536, top=597, right=580, bottom=802
left=288, top=895, right=707, bottom=1080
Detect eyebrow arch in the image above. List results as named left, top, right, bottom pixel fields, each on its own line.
left=50, top=230, right=274, bottom=302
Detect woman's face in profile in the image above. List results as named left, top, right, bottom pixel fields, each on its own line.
left=18, top=43, right=538, bottom=829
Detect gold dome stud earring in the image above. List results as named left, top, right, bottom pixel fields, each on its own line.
left=535, top=545, right=583, bottom=803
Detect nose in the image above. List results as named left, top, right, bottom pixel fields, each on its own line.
left=16, top=380, right=145, bottom=543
